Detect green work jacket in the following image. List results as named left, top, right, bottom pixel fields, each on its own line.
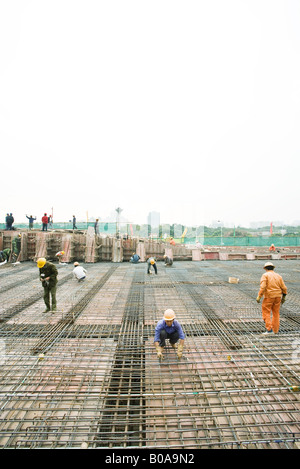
left=39, top=262, right=58, bottom=288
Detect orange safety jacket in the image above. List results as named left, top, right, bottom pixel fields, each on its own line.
left=258, top=270, right=287, bottom=299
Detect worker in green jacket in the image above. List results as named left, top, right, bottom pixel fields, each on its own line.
left=11, top=234, right=21, bottom=262
left=0, top=249, right=11, bottom=263
left=37, top=258, right=58, bottom=313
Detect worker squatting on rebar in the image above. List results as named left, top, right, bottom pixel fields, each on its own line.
left=130, top=253, right=140, bottom=263
left=73, top=262, right=87, bottom=282
left=256, top=262, right=288, bottom=335
left=37, top=257, right=58, bottom=313
left=154, top=309, right=185, bottom=360
left=163, top=254, right=173, bottom=266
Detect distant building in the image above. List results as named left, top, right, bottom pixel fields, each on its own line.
left=147, top=211, right=160, bottom=237
left=147, top=211, right=160, bottom=229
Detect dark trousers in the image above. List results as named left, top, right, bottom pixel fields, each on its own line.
left=147, top=264, right=157, bottom=274
left=43, top=285, right=57, bottom=310
left=42, top=223, right=48, bottom=231
left=159, top=329, right=179, bottom=347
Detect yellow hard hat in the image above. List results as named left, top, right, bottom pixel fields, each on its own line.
left=37, top=258, right=46, bottom=268
left=150, top=259, right=155, bottom=265
left=61, top=251, right=65, bottom=255
left=163, top=309, right=176, bottom=320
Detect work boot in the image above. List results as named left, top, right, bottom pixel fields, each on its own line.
left=261, top=329, right=273, bottom=335
left=42, top=309, right=50, bottom=314
left=51, top=306, right=57, bottom=313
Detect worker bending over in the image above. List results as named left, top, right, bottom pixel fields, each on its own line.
left=256, top=262, right=287, bottom=334
left=37, top=258, right=58, bottom=313
left=154, top=309, right=185, bottom=359
left=55, top=251, right=65, bottom=264
left=0, top=249, right=11, bottom=264
left=130, top=253, right=140, bottom=264
left=147, top=257, right=157, bottom=274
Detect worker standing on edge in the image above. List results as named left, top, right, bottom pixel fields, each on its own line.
left=256, top=262, right=287, bottom=335
left=73, top=215, right=77, bottom=230
left=26, top=215, right=36, bottom=230
left=94, top=219, right=99, bottom=235
left=154, top=309, right=185, bottom=359
left=37, top=258, right=58, bottom=313
left=42, top=213, right=48, bottom=231
left=147, top=257, right=157, bottom=274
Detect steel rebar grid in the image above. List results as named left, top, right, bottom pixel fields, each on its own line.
left=0, top=260, right=299, bottom=448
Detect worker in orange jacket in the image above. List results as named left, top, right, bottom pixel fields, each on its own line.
left=256, top=262, right=287, bottom=334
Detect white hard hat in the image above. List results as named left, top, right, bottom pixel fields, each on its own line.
left=264, top=262, right=275, bottom=268
left=163, top=309, right=176, bottom=320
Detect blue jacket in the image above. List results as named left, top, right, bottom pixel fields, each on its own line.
left=154, top=319, right=185, bottom=342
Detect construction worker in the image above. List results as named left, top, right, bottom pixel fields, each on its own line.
left=26, top=215, right=36, bottom=230
left=73, top=262, right=87, bottom=282
left=72, top=215, right=77, bottom=230
left=94, top=219, right=99, bottom=235
left=163, top=254, right=173, bottom=266
left=269, top=244, right=276, bottom=252
left=147, top=257, right=157, bottom=274
left=42, top=213, right=48, bottom=231
left=11, top=233, right=21, bottom=262
left=5, top=213, right=14, bottom=230
left=130, top=253, right=140, bottom=263
left=55, top=251, right=65, bottom=264
left=37, top=258, right=58, bottom=313
left=256, top=262, right=287, bottom=335
left=154, top=309, right=185, bottom=359
left=0, top=248, right=11, bottom=264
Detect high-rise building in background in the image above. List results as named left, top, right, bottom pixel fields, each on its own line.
left=147, top=211, right=160, bottom=233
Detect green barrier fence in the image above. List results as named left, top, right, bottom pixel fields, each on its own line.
left=1, top=222, right=299, bottom=247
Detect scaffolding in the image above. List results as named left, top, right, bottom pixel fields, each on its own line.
left=0, top=260, right=299, bottom=449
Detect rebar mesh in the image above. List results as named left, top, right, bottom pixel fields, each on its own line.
left=0, top=260, right=299, bottom=449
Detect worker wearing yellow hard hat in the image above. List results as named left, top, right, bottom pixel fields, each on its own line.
left=55, top=251, right=65, bottom=264
left=147, top=257, right=157, bottom=275
left=37, top=257, right=58, bottom=313
left=154, top=309, right=185, bottom=360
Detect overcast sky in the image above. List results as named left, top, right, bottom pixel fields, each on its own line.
left=1, top=0, right=300, bottom=227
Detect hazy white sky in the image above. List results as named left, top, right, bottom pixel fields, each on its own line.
left=1, top=0, right=300, bottom=227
